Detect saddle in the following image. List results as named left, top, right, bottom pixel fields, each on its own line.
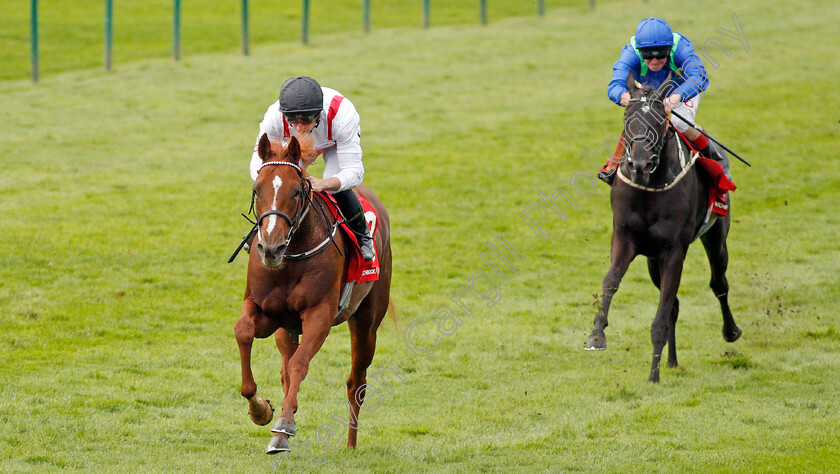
left=675, top=130, right=736, bottom=218
left=318, top=192, right=381, bottom=284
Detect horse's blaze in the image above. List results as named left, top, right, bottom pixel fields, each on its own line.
left=266, top=176, right=283, bottom=236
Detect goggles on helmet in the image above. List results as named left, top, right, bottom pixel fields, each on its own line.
left=283, top=110, right=321, bottom=125
left=639, top=47, right=671, bottom=60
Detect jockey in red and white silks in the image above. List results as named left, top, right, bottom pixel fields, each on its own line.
left=250, top=86, right=363, bottom=190
left=249, top=76, right=375, bottom=261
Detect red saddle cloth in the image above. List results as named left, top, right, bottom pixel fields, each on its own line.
left=695, top=157, right=736, bottom=217
left=674, top=130, right=736, bottom=217
left=319, top=192, right=381, bottom=283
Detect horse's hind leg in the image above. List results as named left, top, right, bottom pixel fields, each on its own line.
left=648, top=258, right=680, bottom=368
left=700, top=214, right=741, bottom=343
left=587, top=235, right=636, bottom=350
left=345, top=311, right=378, bottom=449
left=345, top=277, right=389, bottom=448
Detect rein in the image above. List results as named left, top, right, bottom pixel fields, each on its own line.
left=284, top=196, right=342, bottom=261
left=617, top=128, right=700, bottom=192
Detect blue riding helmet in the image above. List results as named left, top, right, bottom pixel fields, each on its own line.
left=634, top=18, right=674, bottom=49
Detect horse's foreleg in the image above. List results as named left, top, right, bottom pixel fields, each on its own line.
left=267, top=305, right=333, bottom=453
left=649, top=252, right=685, bottom=383
left=235, top=298, right=276, bottom=426
left=587, top=237, right=636, bottom=350
left=647, top=258, right=680, bottom=368
left=701, top=216, right=741, bottom=343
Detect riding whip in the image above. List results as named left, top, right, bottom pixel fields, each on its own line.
left=228, top=217, right=258, bottom=263
left=670, top=110, right=752, bottom=167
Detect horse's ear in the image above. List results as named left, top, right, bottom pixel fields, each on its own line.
left=626, top=71, right=638, bottom=94
left=257, top=133, right=271, bottom=162
left=286, top=136, right=301, bottom=162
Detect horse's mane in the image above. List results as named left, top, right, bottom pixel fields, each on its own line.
left=268, top=136, right=317, bottom=177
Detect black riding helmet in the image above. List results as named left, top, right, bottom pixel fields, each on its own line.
left=279, top=76, right=323, bottom=123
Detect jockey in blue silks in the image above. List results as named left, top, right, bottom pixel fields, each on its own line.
left=599, top=18, right=730, bottom=184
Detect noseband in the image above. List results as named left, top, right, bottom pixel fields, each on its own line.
left=626, top=96, right=670, bottom=174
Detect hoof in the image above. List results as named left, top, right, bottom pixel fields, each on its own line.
left=266, top=433, right=291, bottom=454
left=271, top=417, right=296, bottom=436
left=723, top=324, right=742, bottom=343
left=585, top=330, right=606, bottom=351
left=248, top=397, right=274, bottom=426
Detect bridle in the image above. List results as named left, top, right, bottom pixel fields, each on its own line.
left=252, top=161, right=310, bottom=250
left=248, top=161, right=340, bottom=261
left=618, top=94, right=701, bottom=192
left=625, top=95, right=670, bottom=175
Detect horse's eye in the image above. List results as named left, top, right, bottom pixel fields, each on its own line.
left=293, top=189, right=301, bottom=198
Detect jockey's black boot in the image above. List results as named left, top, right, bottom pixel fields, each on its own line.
left=598, top=168, right=616, bottom=185
left=333, top=189, right=375, bottom=261
left=700, top=142, right=732, bottom=181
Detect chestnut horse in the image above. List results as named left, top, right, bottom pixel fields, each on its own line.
left=235, top=134, right=392, bottom=453
left=585, top=76, right=741, bottom=382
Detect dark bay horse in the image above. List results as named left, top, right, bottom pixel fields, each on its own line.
left=235, top=134, right=392, bottom=453
left=585, top=76, right=741, bottom=383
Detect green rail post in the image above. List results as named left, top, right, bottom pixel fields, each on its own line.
left=423, top=0, right=430, bottom=29
left=363, top=0, right=371, bottom=33
left=302, top=0, right=310, bottom=44
left=105, top=0, right=113, bottom=70
left=30, top=0, right=38, bottom=82
left=538, top=0, right=544, bottom=16
left=480, top=0, right=487, bottom=25
left=242, top=0, right=249, bottom=55
left=173, top=0, right=181, bottom=60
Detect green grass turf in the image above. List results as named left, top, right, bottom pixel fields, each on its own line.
left=1, top=0, right=839, bottom=471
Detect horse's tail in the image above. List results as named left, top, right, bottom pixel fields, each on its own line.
left=386, top=298, right=400, bottom=332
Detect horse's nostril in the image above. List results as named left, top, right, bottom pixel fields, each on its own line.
left=257, top=243, right=264, bottom=254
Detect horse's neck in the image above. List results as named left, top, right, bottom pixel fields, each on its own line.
left=287, top=194, right=334, bottom=254
left=651, top=132, right=685, bottom=186
left=667, top=133, right=692, bottom=177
